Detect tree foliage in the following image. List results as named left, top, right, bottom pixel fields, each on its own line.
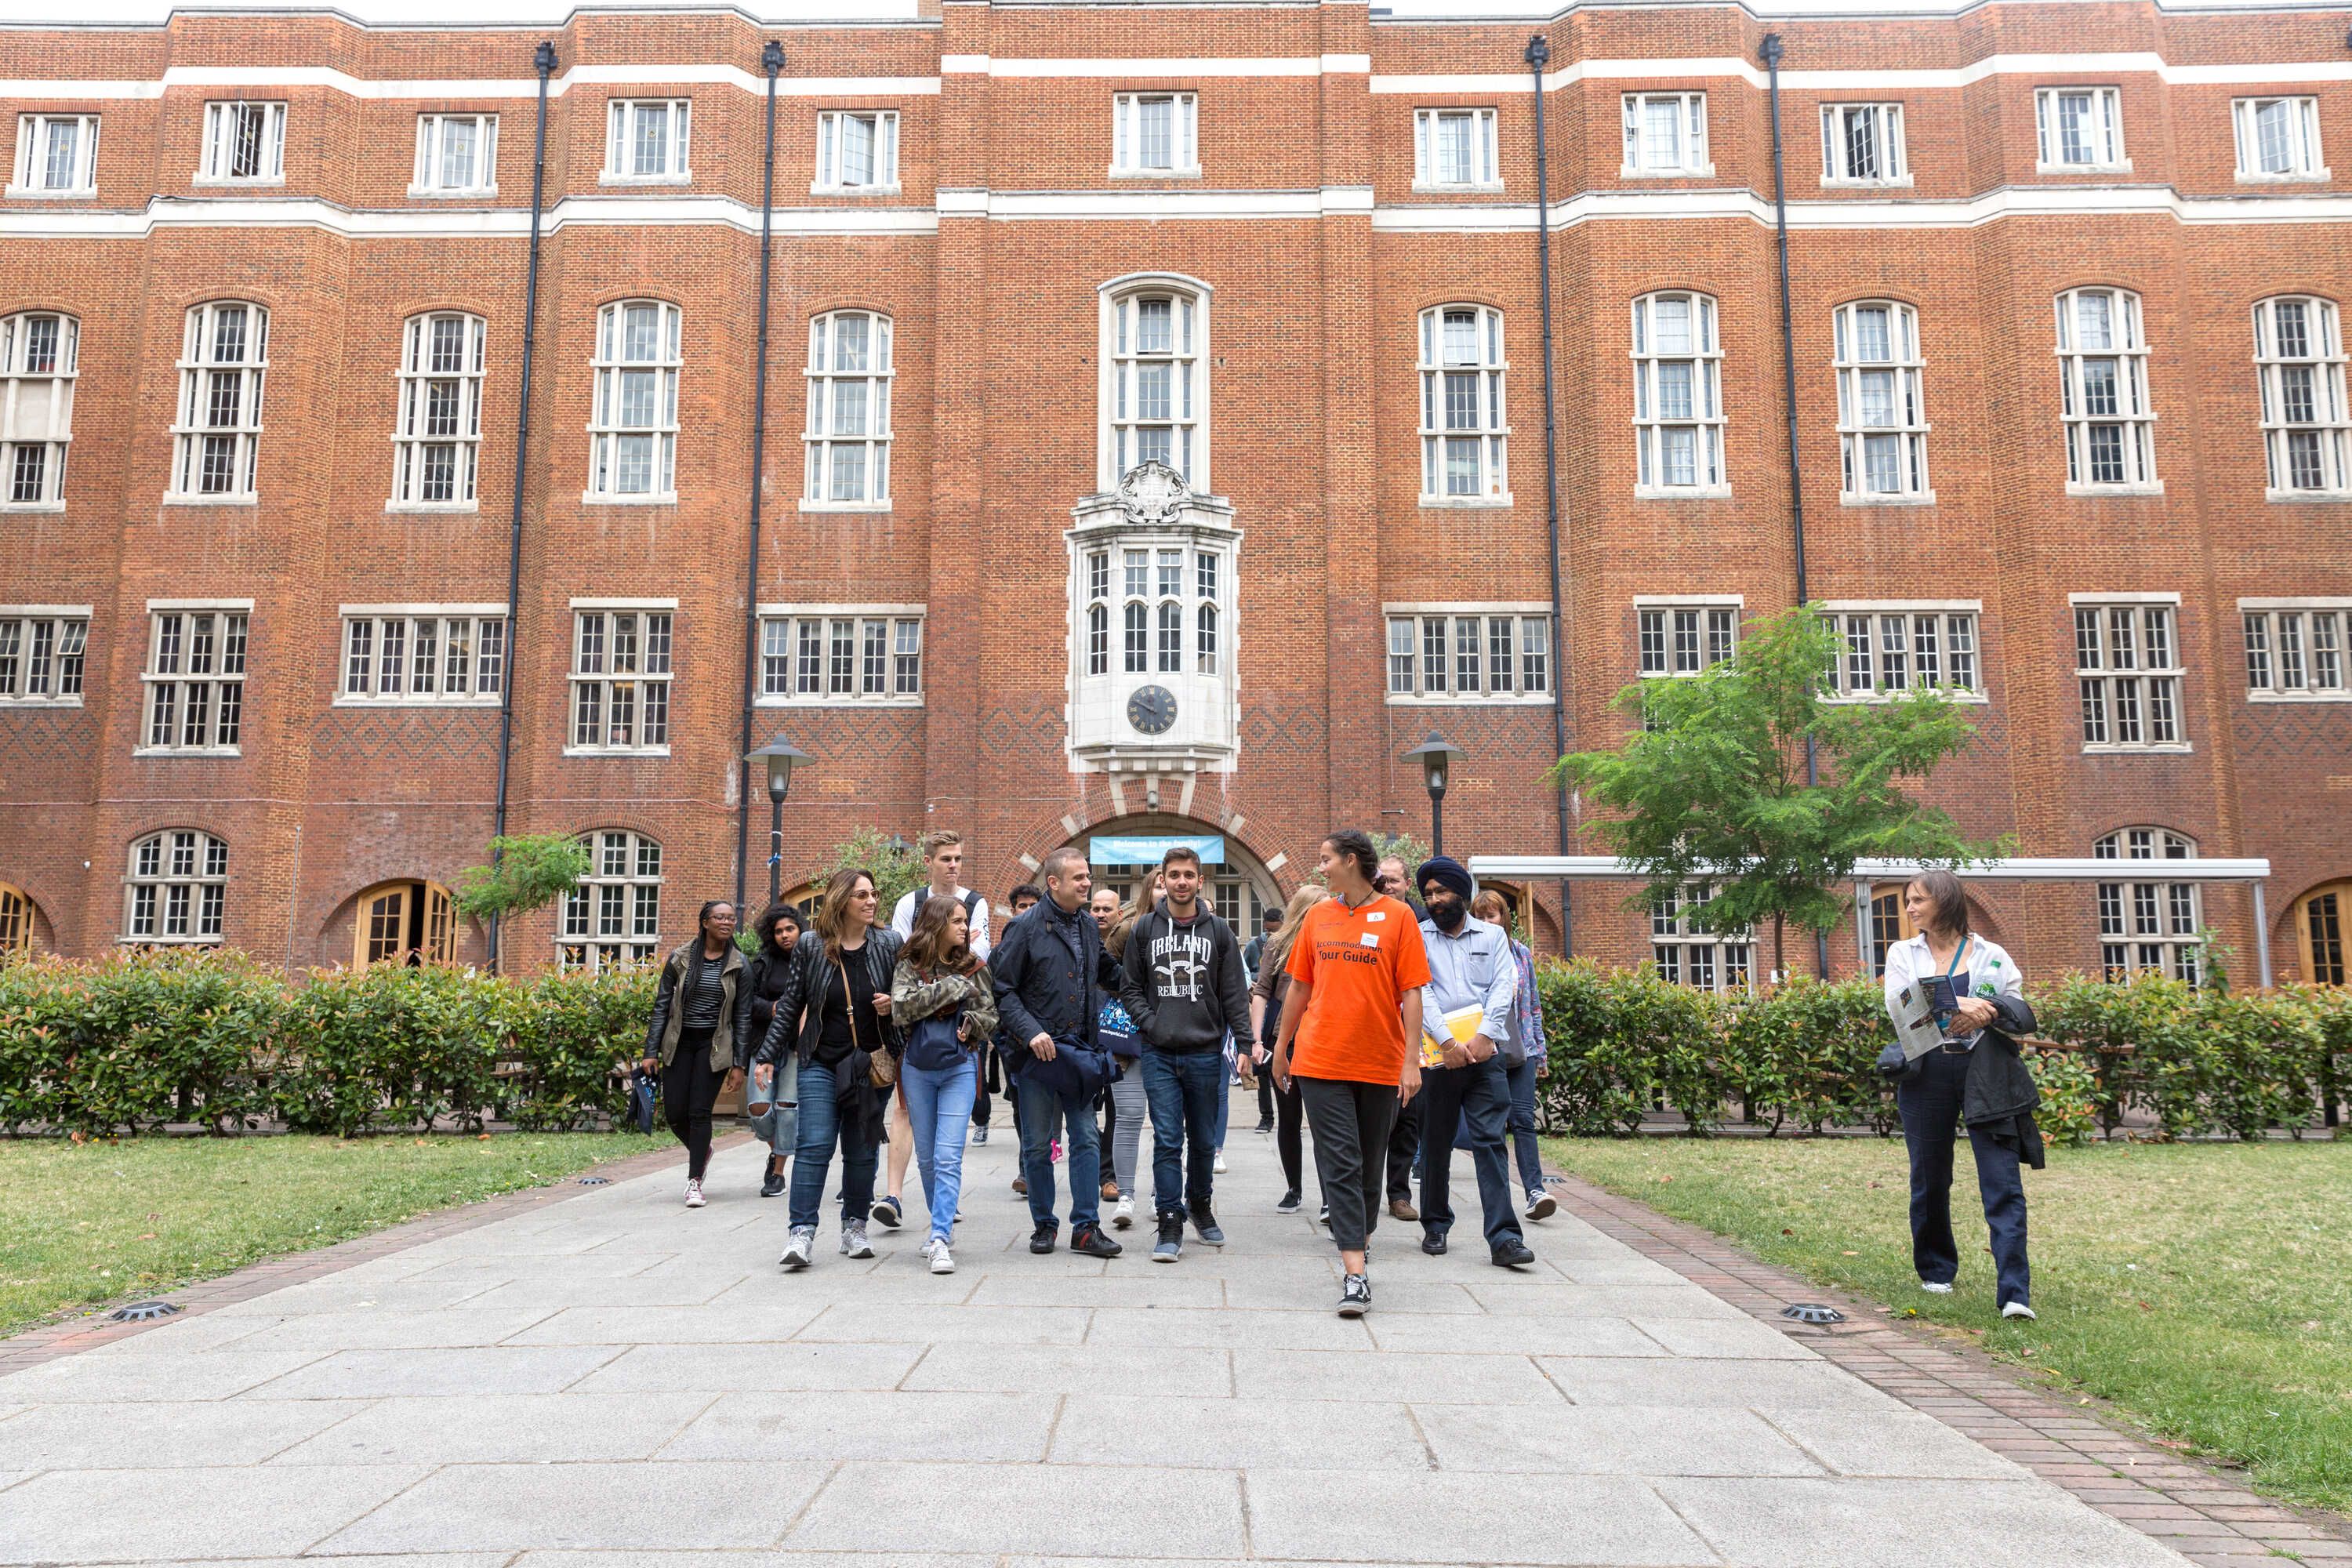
left=1552, top=604, right=2002, bottom=974
left=452, top=833, right=592, bottom=927
left=802, top=828, right=926, bottom=918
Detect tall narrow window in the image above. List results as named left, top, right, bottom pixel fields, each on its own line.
left=2252, top=296, right=2350, bottom=497
left=1, top=311, right=76, bottom=507
left=1110, top=93, right=1199, bottom=177
left=2241, top=602, right=2350, bottom=699
left=413, top=114, right=496, bottom=194
left=1820, top=103, right=1905, bottom=183
left=2297, top=882, right=2349, bottom=985
left=2094, top=828, right=2201, bottom=983
left=1833, top=301, right=1929, bottom=499
left=140, top=606, right=248, bottom=753
left=1631, top=292, right=1725, bottom=494
left=2074, top=598, right=2184, bottom=750
left=122, top=829, right=228, bottom=946
left=604, top=100, right=690, bottom=181
left=559, top=829, right=662, bottom=971
left=391, top=312, right=485, bottom=508
left=0, top=610, right=89, bottom=703
left=804, top=310, right=892, bottom=506
left=589, top=300, right=680, bottom=501
left=568, top=606, right=673, bottom=751
left=1104, top=282, right=1206, bottom=487
left=815, top=111, right=899, bottom=191
left=1414, top=107, right=1501, bottom=188
left=1418, top=305, right=1509, bottom=502
left=2055, top=288, right=2156, bottom=492
left=171, top=302, right=267, bottom=500
left=198, top=101, right=285, bottom=182
left=1621, top=93, right=1709, bottom=175
left=2036, top=87, right=2125, bottom=169
left=12, top=114, right=99, bottom=194
left=2233, top=96, right=2325, bottom=180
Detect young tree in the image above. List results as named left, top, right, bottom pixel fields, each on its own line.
left=452, top=832, right=593, bottom=972
left=803, top=829, right=926, bottom=917
left=1552, top=604, right=2002, bottom=978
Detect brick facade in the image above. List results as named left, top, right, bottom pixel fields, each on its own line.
left=1, top=1, right=2347, bottom=985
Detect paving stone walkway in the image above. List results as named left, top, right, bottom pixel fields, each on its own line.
left=0, top=1119, right=2209, bottom=1567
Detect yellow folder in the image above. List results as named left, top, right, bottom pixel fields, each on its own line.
left=1421, top=1002, right=1486, bottom=1066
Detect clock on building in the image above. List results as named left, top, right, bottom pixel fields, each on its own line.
left=1126, top=684, right=1178, bottom=735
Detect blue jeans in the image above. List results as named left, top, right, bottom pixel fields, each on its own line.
left=1417, top=1055, right=1523, bottom=1251
left=749, top=1053, right=798, bottom=1161
left=1897, top=1047, right=2031, bottom=1309
left=1015, top=1072, right=1102, bottom=1233
left=1504, top=1054, right=1544, bottom=1193
left=901, top=1053, right=978, bottom=1246
left=788, top=1058, right=879, bottom=1233
left=1142, top=1049, right=1221, bottom=1221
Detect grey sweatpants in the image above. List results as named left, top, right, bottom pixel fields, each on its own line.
left=1107, top=1062, right=1147, bottom=1195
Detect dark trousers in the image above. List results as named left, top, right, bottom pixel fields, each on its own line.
left=1897, top=1048, right=2031, bottom=1308
left=1298, top=1076, right=1400, bottom=1255
left=1385, top=1090, right=1422, bottom=1203
left=662, top=1028, right=724, bottom=1181
left=1418, top=1057, right=1522, bottom=1252
left=1256, top=1070, right=1275, bottom=1127
left=1275, top=1075, right=1307, bottom=1195
left=972, top=1046, right=995, bottom=1128
left=1142, top=1048, right=1221, bottom=1221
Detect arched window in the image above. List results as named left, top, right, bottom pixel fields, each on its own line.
left=1630, top=292, right=1725, bottom=494
left=804, top=309, right=892, bottom=506
left=1102, top=279, right=1206, bottom=488
left=123, top=829, right=227, bottom=945
left=1418, top=304, right=1508, bottom=501
left=2296, top=881, right=2349, bottom=985
left=392, top=311, right=486, bottom=508
left=0, top=881, right=35, bottom=956
left=172, top=302, right=267, bottom=499
left=588, top=299, right=680, bottom=500
left=559, top=829, right=662, bottom=970
left=2093, top=828, right=2201, bottom=983
left=1833, top=301, right=1929, bottom=499
left=2054, top=287, right=2156, bottom=491
left=1, top=311, right=76, bottom=508
left=2252, top=296, right=2350, bottom=496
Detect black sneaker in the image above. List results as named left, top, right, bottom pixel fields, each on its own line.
left=1029, top=1224, right=1058, bottom=1254
left=1275, top=1189, right=1301, bottom=1215
left=1073, top=1224, right=1123, bottom=1259
left=1192, top=1206, right=1226, bottom=1247
left=759, top=1162, right=786, bottom=1199
left=1254, top=1120, right=1273, bottom=1134
left=1152, top=1213, right=1183, bottom=1263
left=1338, top=1273, right=1371, bottom=1318
left=1421, top=1231, right=1447, bottom=1256
left=1491, top=1239, right=1537, bottom=1269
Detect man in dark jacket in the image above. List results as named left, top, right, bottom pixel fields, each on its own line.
left=990, top=845, right=1125, bottom=1258
left=1120, top=845, right=1254, bottom=1260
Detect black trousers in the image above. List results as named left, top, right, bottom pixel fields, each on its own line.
left=1417, top=1057, right=1523, bottom=1251
left=1275, top=1075, right=1307, bottom=1195
left=663, top=1027, right=725, bottom=1181
left=1298, top=1076, right=1400, bottom=1255
left=1385, top=1089, right=1423, bottom=1202
left=972, top=1045, right=996, bottom=1128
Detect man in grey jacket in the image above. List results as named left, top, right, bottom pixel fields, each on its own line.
left=1119, top=844, right=1255, bottom=1261
left=1414, top=857, right=1537, bottom=1269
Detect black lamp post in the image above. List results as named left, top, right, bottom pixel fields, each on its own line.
left=1401, top=731, right=1468, bottom=857
left=746, top=734, right=812, bottom=904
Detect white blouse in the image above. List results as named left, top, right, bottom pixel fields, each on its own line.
left=1882, top=931, right=2024, bottom=1044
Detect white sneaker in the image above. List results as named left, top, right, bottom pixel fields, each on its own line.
left=841, top=1221, right=875, bottom=1259
left=930, top=1245, right=956, bottom=1276
left=684, top=1179, right=706, bottom=1209
left=1213, top=1151, right=1228, bottom=1174
left=918, top=1236, right=941, bottom=1260
left=1920, top=1280, right=1955, bottom=1295
left=779, top=1227, right=815, bottom=1270
left=2002, top=1301, right=2037, bottom=1321
left=1112, top=1196, right=1135, bottom=1230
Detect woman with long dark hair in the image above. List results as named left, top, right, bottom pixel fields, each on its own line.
left=891, top=894, right=999, bottom=1274
left=1250, top=882, right=1329, bottom=1216
left=755, top=868, right=902, bottom=1269
left=641, top=899, right=748, bottom=1208
left=743, top=902, right=805, bottom=1199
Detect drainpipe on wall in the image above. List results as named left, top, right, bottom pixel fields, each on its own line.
left=1526, top=32, right=1574, bottom=960
left=735, top=40, right=787, bottom=916
left=488, top=39, right=557, bottom=975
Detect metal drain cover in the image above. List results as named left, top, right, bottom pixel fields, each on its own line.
left=108, top=1301, right=183, bottom=1323
left=577, top=1175, right=612, bottom=1185
left=1781, top=1303, right=1846, bottom=1326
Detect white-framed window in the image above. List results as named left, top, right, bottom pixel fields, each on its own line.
left=1418, top=304, right=1509, bottom=503
left=758, top=606, right=924, bottom=704
left=1821, top=604, right=1982, bottom=699
left=412, top=114, right=496, bottom=195
left=2055, top=287, right=2157, bottom=492
left=560, top=829, right=662, bottom=971
left=1102, top=281, right=1207, bottom=488
left=391, top=311, right=486, bottom=510
left=0, top=609, right=88, bottom=704
left=140, top=604, right=248, bottom=754
left=1638, top=601, right=1738, bottom=677
left=2094, top=828, right=2201, bottom=984
left=339, top=608, right=506, bottom=705
left=1109, top=93, right=1199, bottom=177
left=198, top=101, right=285, bottom=183
left=2, top=311, right=76, bottom=508
left=1094, top=545, right=1233, bottom=677
left=1631, top=292, right=1726, bottom=495
left=2035, top=87, right=2126, bottom=171
left=803, top=310, right=891, bottom=508
left=587, top=299, right=680, bottom=502
left=1384, top=607, right=1550, bottom=701
left=2074, top=597, right=2184, bottom=750
left=568, top=603, right=672, bottom=753
left=604, top=99, right=689, bottom=182
left=1651, top=884, right=1752, bottom=993
left=1621, top=92, right=1709, bottom=176
left=170, top=302, right=267, bottom=502
left=1414, top=107, right=1501, bottom=189
left=814, top=110, right=898, bottom=192
left=1833, top=300, right=1930, bottom=501
left=2252, top=296, right=2350, bottom=498
left=1820, top=103, right=1906, bottom=184
left=11, top=114, right=99, bottom=195
left=2241, top=601, right=2350, bottom=700
left=122, top=829, right=227, bottom=946
left=2232, top=96, right=2325, bottom=181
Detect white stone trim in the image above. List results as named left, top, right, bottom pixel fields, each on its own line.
left=2067, top=590, right=2181, bottom=604
left=340, top=601, right=506, bottom=615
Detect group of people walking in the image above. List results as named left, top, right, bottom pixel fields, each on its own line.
left=640, top=828, right=1559, bottom=1314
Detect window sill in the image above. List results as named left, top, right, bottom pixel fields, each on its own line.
left=1824, top=690, right=1988, bottom=705
left=0, top=697, right=85, bottom=709
left=1820, top=176, right=1915, bottom=190
left=384, top=499, right=482, bottom=515
left=810, top=183, right=902, bottom=197
left=2081, top=742, right=2193, bottom=756
left=2246, top=688, right=2352, bottom=703
left=191, top=176, right=285, bottom=189
left=333, top=696, right=502, bottom=709
left=1634, top=485, right=1733, bottom=501
left=579, top=492, right=679, bottom=506
left=597, top=172, right=691, bottom=187
left=2036, top=161, right=2132, bottom=176
left=799, top=499, right=893, bottom=514
left=118, top=935, right=223, bottom=947
left=0, top=499, right=67, bottom=514
left=161, top=495, right=258, bottom=507
left=2065, top=481, right=2165, bottom=498
left=1841, top=491, right=1938, bottom=507
left=756, top=695, right=925, bottom=709
left=1107, top=167, right=1203, bottom=180
left=1385, top=693, right=1552, bottom=706
left=407, top=184, right=499, bottom=199
left=1418, top=495, right=1515, bottom=510
left=5, top=186, right=98, bottom=200
left=133, top=746, right=242, bottom=758
left=1411, top=180, right=1505, bottom=195
left=2264, top=487, right=2352, bottom=503
left=564, top=746, right=673, bottom=758
left=1620, top=165, right=1715, bottom=180
left=2235, top=169, right=2329, bottom=185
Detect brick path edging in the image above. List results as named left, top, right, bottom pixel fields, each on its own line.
left=1548, top=1171, right=2352, bottom=1566
left=0, top=1132, right=745, bottom=1375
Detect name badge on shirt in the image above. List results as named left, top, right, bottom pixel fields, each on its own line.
left=1366, top=911, right=1387, bottom=922
left=1359, top=932, right=1381, bottom=949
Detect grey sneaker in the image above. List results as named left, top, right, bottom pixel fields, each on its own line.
left=1338, top=1272, right=1371, bottom=1317
left=840, top=1221, right=874, bottom=1259
left=1192, top=1207, right=1226, bottom=1247
left=1152, top=1214, right=1183, bottom=1263
left=779, top=1226, right=815, bottom=1270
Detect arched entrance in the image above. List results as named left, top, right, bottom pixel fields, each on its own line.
left=2295, top=880, right=2348, bottom=985
left=1069, top=815, right=1281, bottom=931
left=350, top=880, right=458, bottom=969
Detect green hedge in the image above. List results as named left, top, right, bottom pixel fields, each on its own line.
left=0, top=951, right=655, bottom=1138
left=1531, top=960, right=2349, bottom=1142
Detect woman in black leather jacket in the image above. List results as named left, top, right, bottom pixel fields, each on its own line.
left=742, top=902, right=804, bottom=1199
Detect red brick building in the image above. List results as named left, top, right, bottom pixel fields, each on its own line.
left=2, top=0, right=2348, bottom=988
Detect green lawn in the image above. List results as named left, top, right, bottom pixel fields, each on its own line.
left=0, top=1132, right=664, bottom=1338
left=1547, top=1135, right=2352, bottom=1517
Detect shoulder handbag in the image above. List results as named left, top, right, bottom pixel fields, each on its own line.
left=838, top=955, right=898, bottom=1090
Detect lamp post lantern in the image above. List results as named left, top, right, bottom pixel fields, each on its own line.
left=746, top=735, right=812, bottom=904
left=1401, top=731, right=1468, bottom=857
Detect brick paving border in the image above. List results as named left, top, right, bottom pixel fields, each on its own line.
left=0, top=1131, right=744, bottom=1376
left=1550, top=1171, right=2352, bottom=1566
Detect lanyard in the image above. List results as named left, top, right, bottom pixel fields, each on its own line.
left=1932, top=937, right=1971, bottom=1025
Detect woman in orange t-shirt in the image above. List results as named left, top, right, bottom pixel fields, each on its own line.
left=1271, top=829, right=1430, bottom=1317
